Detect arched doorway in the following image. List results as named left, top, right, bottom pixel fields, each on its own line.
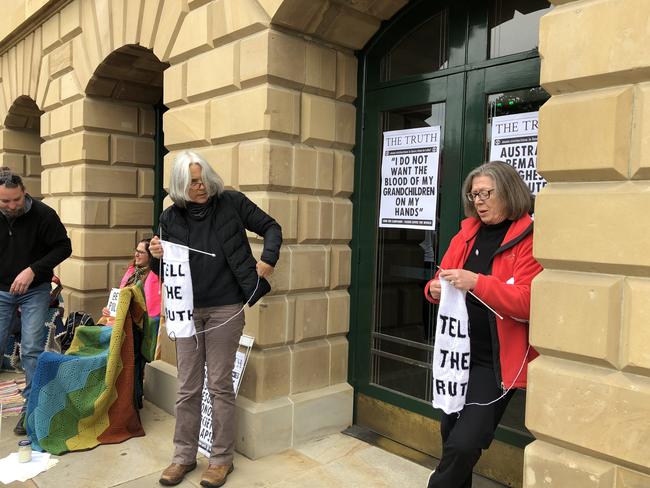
left=56, top=44, right=168, bottom=315
left=349, top=1, right=551, bottom=484
left=1, top=96, right=43, bottom=198
left=85, top=44, right=168, bottom=230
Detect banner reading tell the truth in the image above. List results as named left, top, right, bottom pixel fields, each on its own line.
left=160, top=240, right=196, bottom=339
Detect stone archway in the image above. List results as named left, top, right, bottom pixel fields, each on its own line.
left=52, top=44, right=168, bottom=315
left=0, top=0, right=189, bottom=314
left=0, top=96, right=43, bottom=198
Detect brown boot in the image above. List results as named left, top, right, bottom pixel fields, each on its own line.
left=200, top=463, right=234, bottom=488
left=159, top=461, right=197, bottom=486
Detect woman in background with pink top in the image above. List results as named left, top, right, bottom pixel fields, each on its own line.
left=102, top=238, right=160, bottom=321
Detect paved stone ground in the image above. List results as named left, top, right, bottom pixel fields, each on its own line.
left=1, top=371, right=505, bottom=488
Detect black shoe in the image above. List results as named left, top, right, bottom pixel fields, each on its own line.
left=14, top=412, right=26, bottom=436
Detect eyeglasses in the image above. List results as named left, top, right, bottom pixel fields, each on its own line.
left=189, top=180, right=205, bottom=189
left=134, top=249, right=147, bottom=256
left=465, top=189, right=495, bottom=202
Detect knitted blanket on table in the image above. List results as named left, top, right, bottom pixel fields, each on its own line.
left=25, top=285, right=158, bottom=455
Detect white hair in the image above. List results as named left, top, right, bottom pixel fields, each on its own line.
left=168, top=150, right=224, bottom=207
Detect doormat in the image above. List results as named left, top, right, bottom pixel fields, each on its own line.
left=0, top=378, right=26, bottom=416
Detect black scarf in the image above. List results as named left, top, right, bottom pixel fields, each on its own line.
left=186, top=198, right=214, bottom=220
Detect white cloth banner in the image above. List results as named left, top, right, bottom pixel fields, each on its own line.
left=160, top=240, right=196, bottom=338
left=432, top=279, right=471, bottom=415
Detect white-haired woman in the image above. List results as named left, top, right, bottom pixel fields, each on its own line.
left=150, top=150, right=282, bottom=488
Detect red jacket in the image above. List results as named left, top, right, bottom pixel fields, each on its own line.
left=424, top=214, right=543, bottom=389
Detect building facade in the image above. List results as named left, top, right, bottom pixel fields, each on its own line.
left=1, top=0, right=649, bottom=486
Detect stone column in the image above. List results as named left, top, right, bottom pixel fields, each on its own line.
left=526, top=0, right=650, bottom=485
left=142, top=0, right=406, bottom=459
left=42, top=95, right=156, bottom=315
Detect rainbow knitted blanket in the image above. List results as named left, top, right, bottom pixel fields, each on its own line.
left=25, top=285, right=158, bottom=455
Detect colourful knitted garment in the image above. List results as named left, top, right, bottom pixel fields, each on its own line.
left=25, top=285, right=158, bottom=455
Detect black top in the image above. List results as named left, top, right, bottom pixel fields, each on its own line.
left=187, top=202, right=244, bottom=307
left=152, top=190, right=282, bottom=307
left=0, top=196, right=72, bottom=292
left=463, top=219, right=512, bottom=368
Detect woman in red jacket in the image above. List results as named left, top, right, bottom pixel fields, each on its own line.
left=424, top=161, right=542, bottom=488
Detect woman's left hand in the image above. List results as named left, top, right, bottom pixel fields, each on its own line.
left=256, top=261, right=274, bottom=278
left=439, top=269, right=479, bottom=291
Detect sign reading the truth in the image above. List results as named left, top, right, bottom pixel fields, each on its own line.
left=379, top=126, right=441, bottom=230
left=489, top=111, right=546, bottom=195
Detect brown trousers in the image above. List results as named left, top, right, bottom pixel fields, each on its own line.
left=172, top=303, right=244, bottom=466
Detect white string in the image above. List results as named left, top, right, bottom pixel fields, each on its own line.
left=156, top=225, right=216, bottom=297
left=168, top=276, right=261, bottom=344
left=433, top=267, right=529, bottom=409
left=436, top=266, right=504, bottom=320
left=157, top=225, right=163, bottom=296
left=169, top=242, right=216, bottom=257
left=155, top=224, right=257, bottom=339
left=194, top=276, right=260, bottom=337
left=464, top=344, right=531, bottom=408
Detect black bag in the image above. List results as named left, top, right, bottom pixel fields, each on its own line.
left=59, top=312, right=95, bottom=353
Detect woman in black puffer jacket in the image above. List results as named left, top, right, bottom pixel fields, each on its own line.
left=150, top=150, right=281, bottom=488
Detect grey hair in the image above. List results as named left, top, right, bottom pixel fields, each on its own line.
left=168, top=150, right=224, bottom=207
left=0, top=166, right=25, bottom=190
left=462, top=161, right=534, bottom=220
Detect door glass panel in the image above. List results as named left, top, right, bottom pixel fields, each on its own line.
left=488, top=0, right=552, bottom=58
left=371, top=103, right=444, bottom=401
left=380, top=8, right=449, bottom=82
left=484, top=86, right=548, bottom=438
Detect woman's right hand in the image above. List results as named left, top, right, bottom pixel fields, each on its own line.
left=102, top=307, right=110, bottom=317
left=149, top=236, right=164, bottom=259
left=428, top=279, right=441, bottom=301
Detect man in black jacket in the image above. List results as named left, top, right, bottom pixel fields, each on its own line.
left=0, top=168, right=72, bottom=435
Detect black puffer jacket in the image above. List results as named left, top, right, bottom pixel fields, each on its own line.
left=152, top=190, right=282, bottom=306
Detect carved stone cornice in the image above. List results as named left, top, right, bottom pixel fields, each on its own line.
left=0, top=0, right=72, bottom=56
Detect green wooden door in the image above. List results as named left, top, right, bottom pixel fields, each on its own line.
left=350, top=0, right=551, bottom=450
left=352, top=72, right=466, bottom=415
